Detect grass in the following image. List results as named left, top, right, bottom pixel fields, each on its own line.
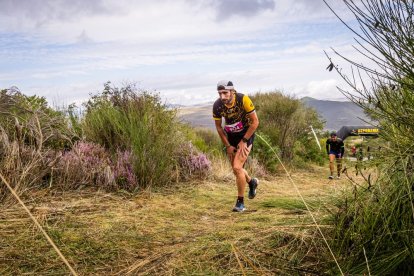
left=0, top=165, right=347, bottom=275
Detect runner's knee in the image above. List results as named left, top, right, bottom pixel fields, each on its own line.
left=232, top=165, right=243, bottom=175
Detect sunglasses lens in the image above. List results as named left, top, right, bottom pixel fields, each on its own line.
left=217, top=85, right=226, bottom=91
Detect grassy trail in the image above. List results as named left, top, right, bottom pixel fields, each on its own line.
left=0, top=166, right=347, bottom=275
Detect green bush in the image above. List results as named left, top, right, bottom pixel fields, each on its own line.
left=180, top=125, right=223, bottom=157
left=82, top=82, right=211, bottom=189
left=82, top=83, right=180, bottom=188
left=252, top=132, right=280, bottom=173
left=0, top=89, right=73, bottom=150
left=250, top=91, right=324, bottom=169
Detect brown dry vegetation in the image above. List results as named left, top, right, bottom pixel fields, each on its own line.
left=0, top=164, right=360, bottom=275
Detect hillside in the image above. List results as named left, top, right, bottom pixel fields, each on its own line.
left=178, top=97, right=371, bottom=131
left=301, top=97, right=370, bottom=131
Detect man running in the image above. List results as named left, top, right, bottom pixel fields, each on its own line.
left=326, top=131, right=345, bottom=179
left=213, top=80, right=259, bottom=212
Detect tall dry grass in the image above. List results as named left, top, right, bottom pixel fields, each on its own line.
left=0, top=89, right=71, bottom=204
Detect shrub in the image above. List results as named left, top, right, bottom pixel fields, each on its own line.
left=82, top=82, right=211, bottom=189
left=250, top=92, right=324, bottom=168
left=0, top=88, right=73, bottom=150
left=180, top=125, right=223, bottom=157
left=177, top=142, right=212, bottom=181
left=0, top=88, right=73, bottom=203
left=0, top=129, right=60, bottom=203
left=55, top=141, right=138, bottom=191
left=252, top=132, right=281, bottom=173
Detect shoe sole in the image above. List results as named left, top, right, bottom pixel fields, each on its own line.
left=232, top=208, right=246, bottom=212
left=248, top=179, right=259, bottom=199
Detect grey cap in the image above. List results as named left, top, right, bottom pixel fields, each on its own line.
left=217, top=80, right=234, bottom=91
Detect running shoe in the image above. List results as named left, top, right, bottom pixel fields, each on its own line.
left=232, top=201, right=245, bottom=212
left=248, top=178, right=259, bottom=199
left=328, top=175, right=334, bottom=179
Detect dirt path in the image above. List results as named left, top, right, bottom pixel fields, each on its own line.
left=0, top=166, right=349, bottom=275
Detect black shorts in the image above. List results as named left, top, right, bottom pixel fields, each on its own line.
left=329, top=150, right=342, bottom=158
left=227, top=131, right=255, bottom=148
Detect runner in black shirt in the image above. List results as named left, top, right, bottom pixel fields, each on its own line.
left=213, top=80, right=259, bottom=212
left=326, top=131, right=344, bottom=179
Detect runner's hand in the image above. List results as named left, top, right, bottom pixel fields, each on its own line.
left=237, top=141, right=249, bottom=159
left=226, top=146, right=236, bottom=157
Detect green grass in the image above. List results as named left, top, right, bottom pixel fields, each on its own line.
left=0, top=167, right=338, bottom=275
left=260, top=198, right=307, bottom=210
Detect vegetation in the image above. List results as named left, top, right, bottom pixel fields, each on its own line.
left=6, top=2, right=414, bottom=269
left=325, top=0, right=414, bottom=274
left=0, top=83, right=212, bottom=202
left=250, top=91, right=326, bottom=170
left=0, top=89, right=74, bottom=203
left=83, top=82, right=184, bottom=189
left=0, top=167, right=333, bottom=275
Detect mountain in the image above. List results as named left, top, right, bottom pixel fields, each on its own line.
left=178, top=97, right=372, bottom=131
left=178, top=104, right=214, bottom=130
left=301, top=97, right=371, bottom=131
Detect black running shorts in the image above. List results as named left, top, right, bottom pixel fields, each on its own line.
left=227, top=131, right=255, bottom=148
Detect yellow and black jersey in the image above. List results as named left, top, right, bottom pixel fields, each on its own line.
left=212, top=93, right=255, bottom=133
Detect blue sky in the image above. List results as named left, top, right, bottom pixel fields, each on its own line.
left=0, top=0, right=360, bottom=106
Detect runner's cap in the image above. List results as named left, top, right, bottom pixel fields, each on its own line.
left=217, top=80, right=234, bottom=91
left=330, top=131, right=337, bottom=137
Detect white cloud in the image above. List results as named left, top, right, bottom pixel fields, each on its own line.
left=0, top=0, right=363, bottom=106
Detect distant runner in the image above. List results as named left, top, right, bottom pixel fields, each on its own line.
left=326, top=131, right=344, bottom=179
left=213, top=80, right=260, bottom=212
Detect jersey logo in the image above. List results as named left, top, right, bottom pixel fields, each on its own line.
left=224, top=121, right=244, bottom=133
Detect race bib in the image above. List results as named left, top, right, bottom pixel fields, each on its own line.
left=224, top=121, right=244, bottom=133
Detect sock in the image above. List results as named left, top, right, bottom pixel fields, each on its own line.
left=237, top=196, right=244, bottom=204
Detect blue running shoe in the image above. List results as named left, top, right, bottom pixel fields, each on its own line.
left=248, top=178, right=258, bottom=199
left=232, top=201, right=245, bottom=212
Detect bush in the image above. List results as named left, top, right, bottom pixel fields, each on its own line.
left=180, top=125, right=223, bottom=157
left=82, top=82, right=211, bottom=189
left=0, top=88, right=74, bottom=203
left=250, top=92, right=324, bottom=169
left=0, top=88, right=73, bottom=150
left=177, top=142, right=212, bottom=181
left=55, top=141, right=138, bottom=191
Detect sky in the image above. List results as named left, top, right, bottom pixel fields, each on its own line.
left=0, top=0, right=361, bottom=106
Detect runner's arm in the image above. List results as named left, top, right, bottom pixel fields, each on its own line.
left=340, top=141, right=345, bottom=156
left=214, top=119, right=231, bottom=147
left=242, top=111, right=259, bottom=140
left=326, top=140, right=330, bottom=155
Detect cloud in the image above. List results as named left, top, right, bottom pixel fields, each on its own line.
left=0, top=0, right=115, bottom=24
left=211, top=0, right=275, bottom=19
left=0, top=0, right=361, bottom=107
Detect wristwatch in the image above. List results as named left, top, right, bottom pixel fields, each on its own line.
left=242, top=137, right=249, bottom=143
